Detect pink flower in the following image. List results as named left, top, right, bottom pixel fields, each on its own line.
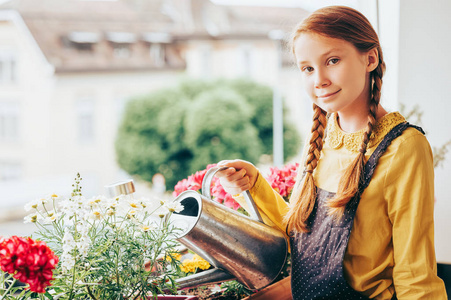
left=223, top=194, right=241, bottom=210
left=172, top=163, right=299, bottom=210
left=172, top=169, right=209, bottom=197
left=0, top=236, right=59, bottom=293
left=173, top=164, right=242, bottom=210
left=266, top=163, right=299, bottom=200
left=187, top=169, right=208, bottom=191
left=173, top=178, right=190, bottom=197
left=210, top=177, right=241, bottom=209
left=173, top=165, right=218, bottom=197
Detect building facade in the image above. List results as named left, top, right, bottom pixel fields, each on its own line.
left=0, top=0, right=308, bottom=204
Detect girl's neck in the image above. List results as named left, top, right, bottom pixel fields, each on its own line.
left=337, top=104, right=388, bottom=133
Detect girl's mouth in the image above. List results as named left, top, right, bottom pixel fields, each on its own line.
left=317, top=89, right=341, bottom=99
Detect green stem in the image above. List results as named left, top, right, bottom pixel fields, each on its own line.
left=86, top=286, right=97, bottom=300
left=115, top=238, right=120, bottom=287
left=68, top=263, right=77, bottom=300
left=2, top=277, right=17, bottom=297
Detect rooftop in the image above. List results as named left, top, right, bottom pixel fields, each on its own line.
left=0, top=0, right=308, bottom=72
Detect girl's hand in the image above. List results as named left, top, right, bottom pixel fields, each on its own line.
left=215, top=160, right=259, bottom=195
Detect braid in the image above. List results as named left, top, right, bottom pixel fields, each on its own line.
left=361, top=55, right=385, bottom=153
left=327, top=49, right=385, bottom=217
left=284, top=104, right=327, bottom=233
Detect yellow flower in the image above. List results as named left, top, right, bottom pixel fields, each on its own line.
left=180, top=259, right=196, bottom=273
left=180, top=254, right=211, bottom=273
left=165, top=252, right=182, bottom=262
left=192, top=254, right=211, bottom=270
left=90, top=211, right=102, bottom=220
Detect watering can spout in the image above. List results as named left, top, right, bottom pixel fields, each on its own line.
left=175, top=268, right=235, bottom=290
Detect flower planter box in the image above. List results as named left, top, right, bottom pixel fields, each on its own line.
left=242, top=276, right=292, bottom=300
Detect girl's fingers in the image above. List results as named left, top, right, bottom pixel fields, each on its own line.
left=219, top=184, right=250, bottom=196
left=219, top=173, right=250, bottom=194
left=214, top=159, right=258, bottom=194
left=225, top=168, right=246, bottom=182
left=215, top=167, right=236, bottom=178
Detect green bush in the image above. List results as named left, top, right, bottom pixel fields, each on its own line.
left=115, top=79, right=301, bottom=189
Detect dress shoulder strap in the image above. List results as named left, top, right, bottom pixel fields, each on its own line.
left=359, top=122, right=425, bottom=193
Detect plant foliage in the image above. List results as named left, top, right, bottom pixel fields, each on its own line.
left=116, top=79, right=301, bottom=188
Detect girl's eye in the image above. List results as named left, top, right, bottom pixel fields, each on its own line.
left=302, top=66, right=314, bottom=73
left=328, top=58, right=340, bottom=65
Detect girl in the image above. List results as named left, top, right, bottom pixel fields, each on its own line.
left=215, top=6, right=447, bottom=300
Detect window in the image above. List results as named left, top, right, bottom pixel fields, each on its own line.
left=200, top=45, right=212, bottom=77
left=0, top=101, right=20, bottom=142
left=106, top=32, right=136, bottom=58
left=66, top=32, right=100, bottom=52
left=150, top=44, right=166, bottom=67
left=113, top=44, right=131, bottom=58
left=0, top=161, right=22, bottom=181
left=0, top=52, right=17, bottom=84
left=115, top=97, right=130, bottom=126
left=239, top=45, right=253, bottom=77
left=76, top=98, right=95, bottom=143
left=142, top=33, right=171, bottom=67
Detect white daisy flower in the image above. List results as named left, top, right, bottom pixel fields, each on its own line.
left=43, top=214, right=58, bottom=224
left=139, top=223, right=157, bottom=232
left=24, top=213, right=38, bottom=223
left=24, top=198, right=44, bottom=211
left=49, top=193, right=64, bottom=201
left=154, top=206, right=170, bottom=218
left=164, top=200, right=184, bottom=213
left=89, top=210, right=102, bottom=221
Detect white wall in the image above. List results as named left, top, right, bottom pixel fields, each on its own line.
left=49, top=71, right=183, bottom=193
left=184, top=40, right=278, bottom=84
left=379, top=0, right=451, bottom=263
left=399, top=0, right=451, bottom=263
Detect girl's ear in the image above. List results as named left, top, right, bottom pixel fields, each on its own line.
left=366, top=48, right=379, bottom=72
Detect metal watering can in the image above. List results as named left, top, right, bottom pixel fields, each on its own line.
left=169, top=166, right=288, bottom=290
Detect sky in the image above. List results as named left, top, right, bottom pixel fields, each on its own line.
left=0, top=0, right=358, bottom=12
left=211, top=0, right=358, bottom=11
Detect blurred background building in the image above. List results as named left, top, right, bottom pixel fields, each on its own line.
left=0, top=0, right=450, bottom=275
left=0, top=0, right=308, bottom=205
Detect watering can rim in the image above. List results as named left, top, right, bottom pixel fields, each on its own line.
left=172, top=190, right=203, bottom=239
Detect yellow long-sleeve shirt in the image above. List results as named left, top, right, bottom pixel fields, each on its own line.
left=236, top=112, right=447, bottom=299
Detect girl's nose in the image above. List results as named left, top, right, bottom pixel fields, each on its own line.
left=314, top=71, right=331, bottom=88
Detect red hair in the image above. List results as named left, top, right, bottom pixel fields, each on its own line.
left=284, top=6, right=386, bottom=233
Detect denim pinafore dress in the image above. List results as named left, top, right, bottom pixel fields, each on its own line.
left=290, top=122, right=424, bottom=300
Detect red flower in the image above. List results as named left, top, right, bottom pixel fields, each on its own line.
left=0, top=236, right=59, bottom=293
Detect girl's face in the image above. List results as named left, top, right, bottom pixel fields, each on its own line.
left=294, top=33, right=374, bottom=115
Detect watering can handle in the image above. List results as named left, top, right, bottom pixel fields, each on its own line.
left=202, top=166, right=264, bottom=223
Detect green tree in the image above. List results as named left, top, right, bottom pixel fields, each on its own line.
left=115, top=79, right=301, bottom=189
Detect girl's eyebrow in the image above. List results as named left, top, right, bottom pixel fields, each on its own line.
left=298, top=48, right=343, bottom=66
